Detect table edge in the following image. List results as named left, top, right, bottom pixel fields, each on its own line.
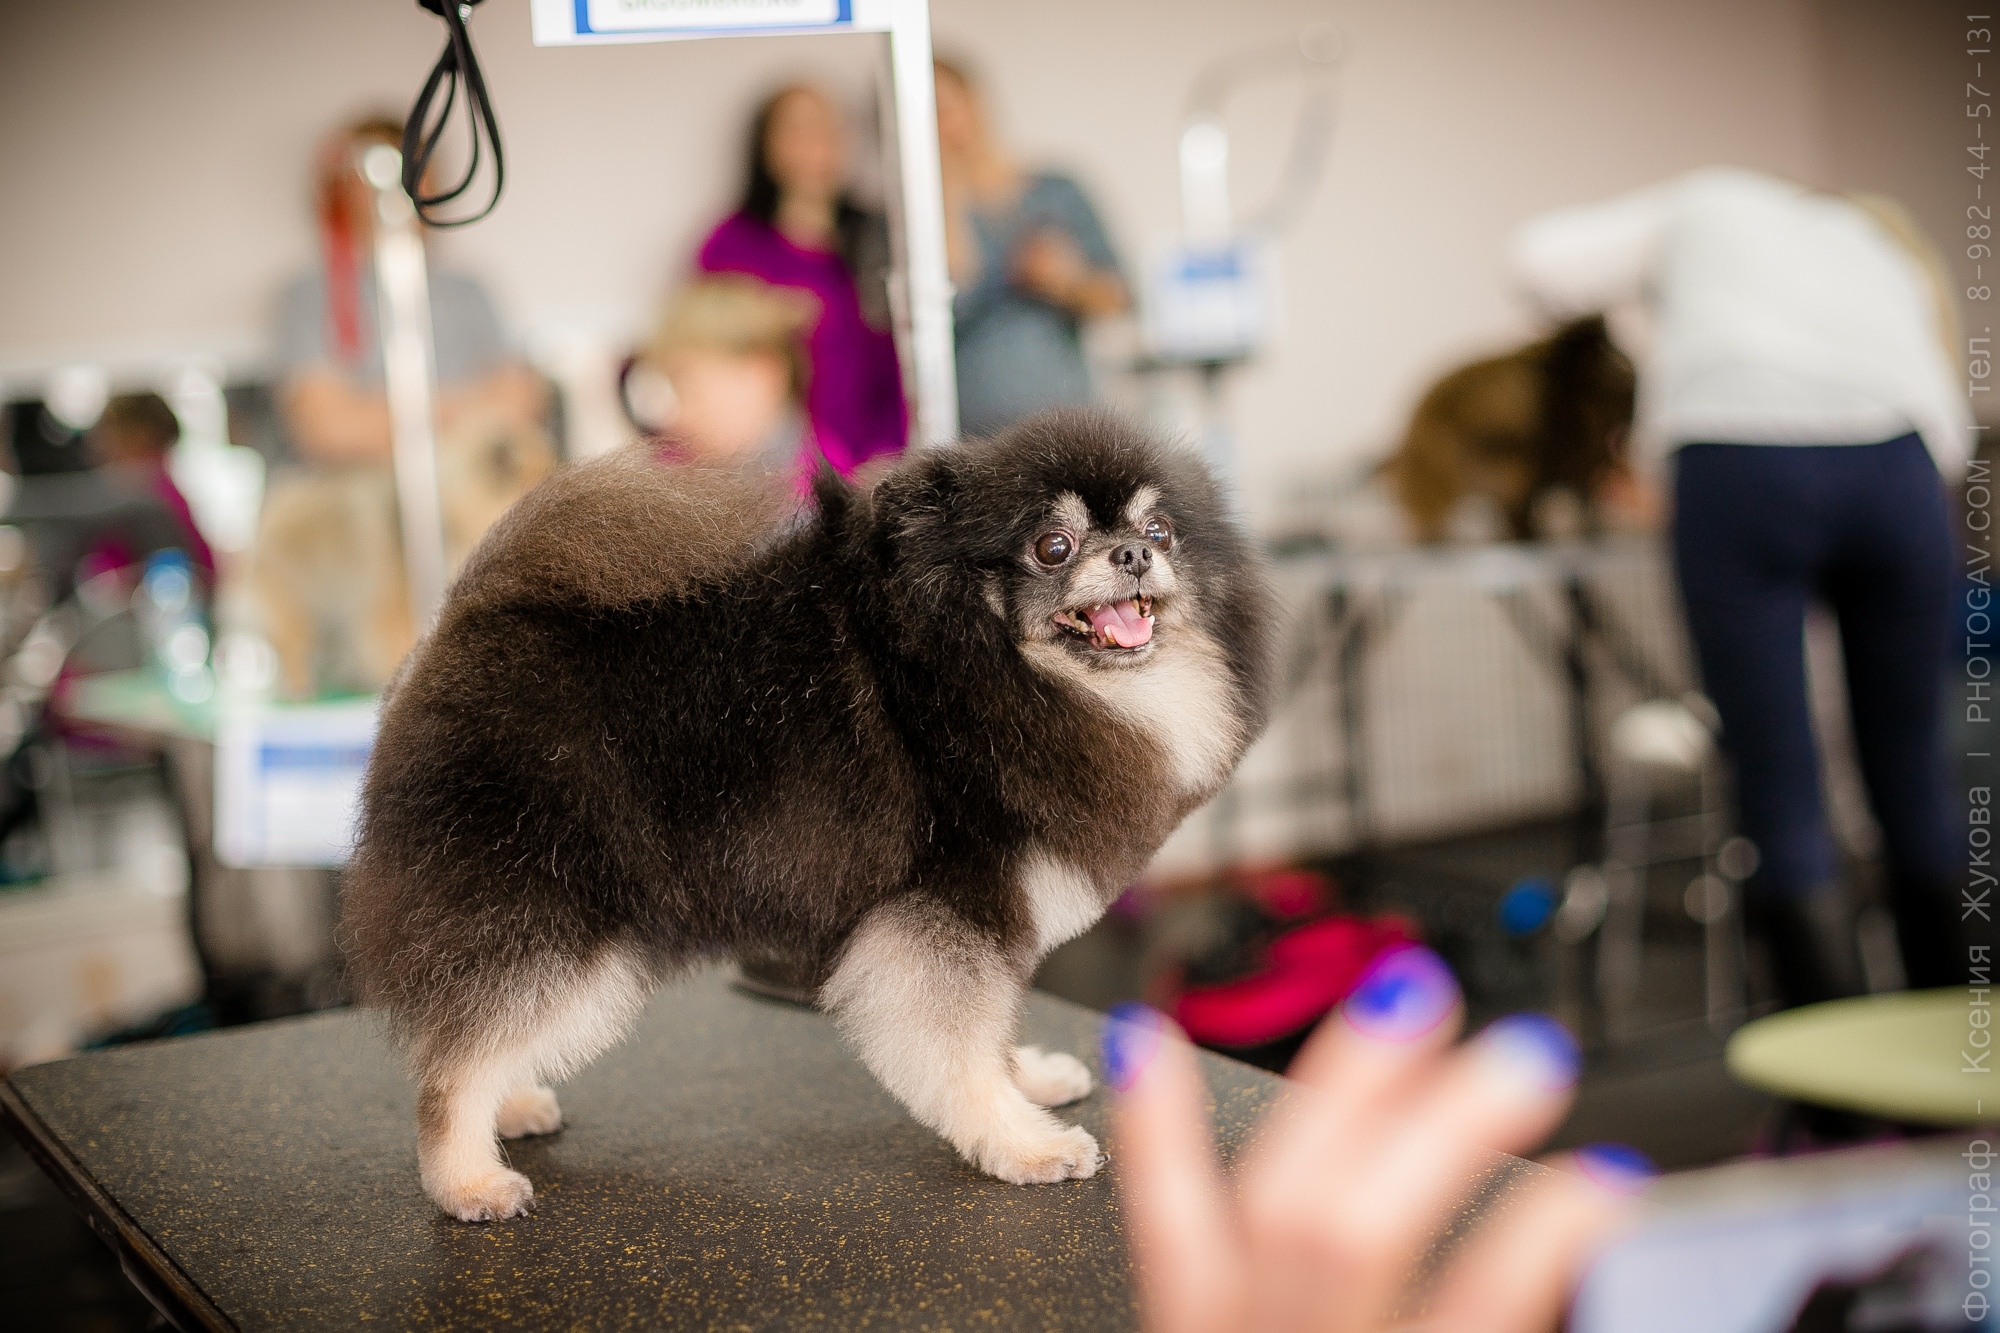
left=2, top=1078, right=236, bottom=1333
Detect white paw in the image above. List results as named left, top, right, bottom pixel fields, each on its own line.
left=974, top=1123, right=1103, bottom=1185
left=496, top=1085, right=564, bottom=1139
left=429, top=1167, right=536, bottom=1223
left=1014, top=1046, right=1094, bottom=1107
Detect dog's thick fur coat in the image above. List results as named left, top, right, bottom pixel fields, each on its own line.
left=344, top=409, right=1275, bottom=1221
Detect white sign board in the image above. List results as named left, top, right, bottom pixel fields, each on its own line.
left=215, top=700, right=378, bottom=868
left=530, top=0, right=893, bottom=44
left=1145, top=239, right=1272, bottom=363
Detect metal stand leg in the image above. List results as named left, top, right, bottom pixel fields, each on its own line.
left=1597, top=761, right=1649, bottom=1044
left=1330, top=588, right=1372, bottom=853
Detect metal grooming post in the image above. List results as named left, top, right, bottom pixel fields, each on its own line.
left=528, top=0, right=958, bottom=446
left=361, top=143, right=450, bottom=629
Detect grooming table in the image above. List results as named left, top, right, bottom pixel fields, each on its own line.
left=58, top=670, right=359, bottom=1020
left=1285, top=540, right=1679, bottom=849
left=7, top=969, right=1309, bottom=1331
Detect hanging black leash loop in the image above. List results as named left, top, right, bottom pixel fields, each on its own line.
left=402, top=0, right=505, bottom=228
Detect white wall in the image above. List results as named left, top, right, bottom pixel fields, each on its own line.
left=0, top=0, right=1921, bottom=523
left=0, top=0, right=886, bottom=369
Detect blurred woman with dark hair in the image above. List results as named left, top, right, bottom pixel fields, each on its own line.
left=696, top=85, right=906, bottom=476
left=88, top=393, right=213, bottom=582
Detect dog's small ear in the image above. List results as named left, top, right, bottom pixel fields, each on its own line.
left=867, top=450, right=980, bottom=650
left=809, top=460, right=853, bottom=526
left=869, top=448, right=957, bottom=551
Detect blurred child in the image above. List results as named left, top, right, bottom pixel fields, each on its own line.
left=628, top=277, right=830, bottom=483
left=87, top=392, right=213, bottom=581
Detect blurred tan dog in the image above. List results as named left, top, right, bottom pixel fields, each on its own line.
left=254, top=415, right=555, bottom=698
left=1389, top=317, right=1636, bottom=543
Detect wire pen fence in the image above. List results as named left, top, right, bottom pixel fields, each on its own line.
left=1154, top=537, right=1698, bottom=881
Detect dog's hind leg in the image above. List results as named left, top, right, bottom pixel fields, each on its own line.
left=416, top=1051, right=534, bottom=1222
left=1012, top=1046, right=1094, bottom=1107
left=822, top=900, right=1100, bottom=1185
left=415, top=949, right=652, bottom=1221
left=495, top=1083, right=564, bottom=1138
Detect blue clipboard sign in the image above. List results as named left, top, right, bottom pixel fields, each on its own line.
left=214, top=699, right=379, bottom=868
left=534, top=0, right=875, bottom=44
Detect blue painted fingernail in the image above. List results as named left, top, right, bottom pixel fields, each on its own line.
left=1101, top=1002, right=1166, bottom=1092
left=1576, top=1142, right=1657, bottom=1195
left=1341, top=945, right=1459, bottom=1042
left=1478, top=1013, right=1582, bottom=1092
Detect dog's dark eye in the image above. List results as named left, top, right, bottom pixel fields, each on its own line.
left=1033, top=530, right=1074, bottom=567
left=1143, top=516, right=1173, bottom=549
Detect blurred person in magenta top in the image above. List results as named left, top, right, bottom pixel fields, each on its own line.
left=697, top=84, right=906, bottom=476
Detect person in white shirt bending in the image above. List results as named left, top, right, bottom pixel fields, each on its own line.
left=1513, top=167, right=1972, bottom=1008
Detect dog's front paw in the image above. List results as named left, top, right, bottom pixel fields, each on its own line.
left=430, top=1167, right=536, bottom=1223
left=976, top=1123, right=1102, bottom=1185
left=496, top=1085, right=563, bottom=1138
left=1014, top=1046, right=1094, bottom=1107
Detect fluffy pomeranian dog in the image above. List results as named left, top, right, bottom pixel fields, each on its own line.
left=344, top=409, right=1276, bottom=1222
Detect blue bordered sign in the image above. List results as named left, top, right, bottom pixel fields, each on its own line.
left=532, top=0, right=877, bottom=45
left=215, top=699, right=379, bottom=867
left=1144, top=238, right=1272, bottom=362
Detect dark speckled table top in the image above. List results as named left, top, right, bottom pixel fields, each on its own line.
left=4, top=970, right=1290, bottom=1331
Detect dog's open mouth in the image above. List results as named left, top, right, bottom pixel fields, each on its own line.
left=1052, top=595, right=1155, bottom=650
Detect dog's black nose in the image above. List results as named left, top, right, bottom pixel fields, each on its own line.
left=1110, top=542, right=1153, bottom=572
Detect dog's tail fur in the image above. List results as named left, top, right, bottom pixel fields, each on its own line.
left=447, top=445, right=797, bottom=616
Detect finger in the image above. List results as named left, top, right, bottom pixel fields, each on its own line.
left=1103, top=1003, right=1240, bottom=1333
left=1422, top=1145, right=1654, bottom=1333
left=1233, top=948, right=1464, bottom=1332
left=1240, top=945, right=1463, bottom=1200
left=1286, top=1013, right=1585, bottom=1326
left=1350, top=1014, right=1583, bottom=1235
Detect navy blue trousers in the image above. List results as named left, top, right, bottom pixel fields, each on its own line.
left=1671, top=434, right=1956, bottom=943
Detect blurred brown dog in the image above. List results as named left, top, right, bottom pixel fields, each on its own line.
left=254, top=415, right=555, bottom=697
left=1390, top=317, right=1636, bottom=543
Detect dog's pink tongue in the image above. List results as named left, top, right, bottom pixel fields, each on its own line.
left=1086, top=599, right=1153, bottom=648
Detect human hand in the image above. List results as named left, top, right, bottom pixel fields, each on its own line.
left=1012, top=228, right=1091, bottom=306
left=1103, top=946, right=1652, bottom=1333
left=1593, top=460, right=1664, bottom=535
left=439, top=362, right=549, bottom=435
left=280, top=370, right=394, bottom=465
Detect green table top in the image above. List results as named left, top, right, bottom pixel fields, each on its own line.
left=62, top=668, right=218, bottom=743
left=4, top=970, right=1328, bottom=1331
left=1725, top=988, right=1997, bottom=1126
left=60, top=670, right=383, bottom=749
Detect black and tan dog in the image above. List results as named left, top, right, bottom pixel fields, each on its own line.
left=1390, top=316, right=1636, bottom=542
left=344, top=409, right=1276, bottom=1221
